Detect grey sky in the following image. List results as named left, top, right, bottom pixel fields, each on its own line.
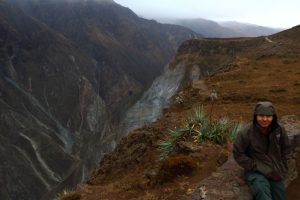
left=114, top=0, right=300, bottom=28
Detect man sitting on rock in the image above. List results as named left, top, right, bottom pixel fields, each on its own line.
left=233, top=101, right=291, bottom=200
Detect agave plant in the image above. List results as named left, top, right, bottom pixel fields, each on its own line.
left=185, top=106, right=207, bottom=128
left=158, top=139, right=174, bottom=158
left=208, top=118, right=230, bottom=144
left=228, top=122, right=243, bottom=142
left=158, top=128, right=189, bottom=158
left=158, top=106, right=242, bottom=158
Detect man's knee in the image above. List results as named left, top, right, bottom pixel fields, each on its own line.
left=270, top=180, right=286, bottom=200
left=245, top=172, right=272, bottom=199
left=252, top=178, right=270, bottom=194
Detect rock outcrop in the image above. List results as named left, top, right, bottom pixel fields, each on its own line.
left=189, top=116, right=300, bottom=200
left=120, top=62, right=186, bottom=136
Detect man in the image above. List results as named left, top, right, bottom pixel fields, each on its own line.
left=233, top=101, right=291, bottom=200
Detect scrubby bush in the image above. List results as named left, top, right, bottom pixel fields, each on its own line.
left=158, top=128, right=190, bottom=158
left=158, top=106, right=241, bottom=158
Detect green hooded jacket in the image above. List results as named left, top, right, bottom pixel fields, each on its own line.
left=233, top=102, right=292, bottom=181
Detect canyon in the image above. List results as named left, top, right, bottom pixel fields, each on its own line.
left=1, top=0, right=299, bottom=199
left=0, top=0, right=198, bottom=199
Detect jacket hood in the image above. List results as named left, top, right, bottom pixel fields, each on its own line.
left=254, top=101, right=276, bottom=115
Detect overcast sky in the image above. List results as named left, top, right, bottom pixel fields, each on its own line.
left=114, top=0, right=299, bottom=28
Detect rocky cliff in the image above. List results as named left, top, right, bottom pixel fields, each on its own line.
left=0, top=0, right=200, bottom=199
left=9, top=0, right=200, bottom=112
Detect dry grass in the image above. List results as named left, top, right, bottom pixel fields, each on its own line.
left=138, top=192, right=159, bottom=200
left=57, top=190, right=81, bottom=200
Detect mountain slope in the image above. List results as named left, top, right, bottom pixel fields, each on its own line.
left=158, top=18, right=283, bottom=38
left=219, top=21, right=284, bottom=37
left=0, top=1, right=105, bottom=199
left=0, top=0, right=200, bottom=199
left=10, top=0, right=200, bottom=112
left=73, top=26, right=300, bottom=199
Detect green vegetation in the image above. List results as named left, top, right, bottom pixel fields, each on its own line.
left=158, top=106, right=242, bottom=158
left=158, top=128, right=190, bottom=158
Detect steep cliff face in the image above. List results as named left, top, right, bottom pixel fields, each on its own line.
left=0, top=0, right=200, bottom=199
left=10, top=0, right=200, bottom=112
left=0, top=1, right=111, bottom=199
left=120, top=62, right=186, bottom=136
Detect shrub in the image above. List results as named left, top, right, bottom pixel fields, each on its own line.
left=158, top=128, right=189, bottom=158
left=229, top=122, right=243, bottom=142
left=158, top=106, right=242, bottom=157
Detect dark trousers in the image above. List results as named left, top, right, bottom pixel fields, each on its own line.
left=245, top=171, right=286, bottom=200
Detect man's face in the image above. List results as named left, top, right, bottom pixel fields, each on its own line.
left=256, top=115, right=273, bottom=128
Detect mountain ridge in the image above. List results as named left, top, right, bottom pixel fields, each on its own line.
left=156, top=17, right=284, bottom=38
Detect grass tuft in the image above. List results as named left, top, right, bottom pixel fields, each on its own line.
left=56, top=189, right=81, bottom=200
left=158, top=106, right=242, bottom=157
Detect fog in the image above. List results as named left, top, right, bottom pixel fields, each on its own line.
left=114, top=0, right=300, bottom=28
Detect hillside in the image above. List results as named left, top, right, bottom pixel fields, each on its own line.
left=219, top=21, right=284, bottom=37
left=157, top=18, right=283, bottom=38
left=66, top=26, right=300, bottom=199
left=0, top=0, right=200, bottom=199
left=9, top=0, right=200, bottom=112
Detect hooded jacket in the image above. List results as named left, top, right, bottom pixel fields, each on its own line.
left=233, top=102, right=292, bottom=181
